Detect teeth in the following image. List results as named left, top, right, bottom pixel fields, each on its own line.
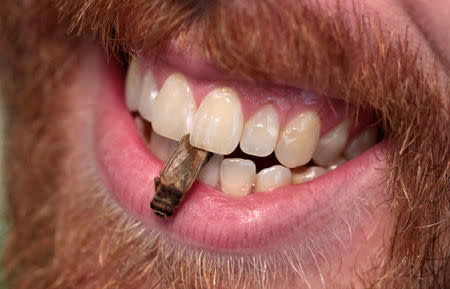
left=198, top=154, right=224, bottom=187
left=125, top=58, right=142, bottom=111
left=312, top=119, right=351, bottom=166
left=275, top=111, right=321, bottom=168
left=219, top=158, right=256, bottom=196
left=326, top=157, right=347, bottom=171
left=344, top=127, right=378, bottom=159
left=240, top=105, right=280, bottom=157
left=148, top=130, right=178, bottom=162
left=132, top=69, right=361, bottom=194
left=190, top=88, right=244, bottom=154
left=291, top=166, right=327, bottom=184
left=138, top=68, right=159, bottom=122
left=254, top=165, right=291, bottom=193
left=150, top=73, right=196, bottom=141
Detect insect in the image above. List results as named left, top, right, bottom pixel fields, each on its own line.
left=150, top=134, right=212, bottom=218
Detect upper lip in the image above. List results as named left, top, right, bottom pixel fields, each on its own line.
left=93, top=46, right=387, bottom=253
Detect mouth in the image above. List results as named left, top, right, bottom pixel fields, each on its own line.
left=94, top=45, right=386, bottom=252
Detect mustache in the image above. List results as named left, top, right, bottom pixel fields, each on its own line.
left=1, top=0, right=449, bottom=288
left=57, top=0, right=447, bottom=125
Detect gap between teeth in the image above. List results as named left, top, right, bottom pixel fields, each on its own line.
left=127, top=58, right=378, bottom=196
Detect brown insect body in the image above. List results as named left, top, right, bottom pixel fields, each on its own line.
left=150, top=134, right=212, bottom=218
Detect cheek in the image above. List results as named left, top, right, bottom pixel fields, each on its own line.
left=403, top=0, right=450, bottom=65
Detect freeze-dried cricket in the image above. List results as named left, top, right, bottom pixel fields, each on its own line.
left=150, top=134, right=212, bottom=218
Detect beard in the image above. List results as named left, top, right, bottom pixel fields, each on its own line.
left=0, top=0, right=448, bottom=288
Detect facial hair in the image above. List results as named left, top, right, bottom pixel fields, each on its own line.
left=0, top=0, right=448, bottom=288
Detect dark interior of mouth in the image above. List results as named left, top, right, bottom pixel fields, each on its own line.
left=228, top=149, right=282, bottom=172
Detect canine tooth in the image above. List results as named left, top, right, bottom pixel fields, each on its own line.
left=190, top=88, right=243, bottom=154
left=125, top=57, right=142, bottom=111
left=344, top=127, right=378, bottom=159
left=312, top=119, right=351, bottom=166
left=151, top=73, right=196, bottom=141
left=326, top=157, right=346, bottom=171
left=254, top=165, right=291, bottom=193
left=149, top=130, right=178, bottom=162
left=198, top=154, right=224, bottom=187
left=138, top=69, right=159, bottom=122
left=220, top=158, right=256, bottom=196
left=275, top=111, right=321, bottom=168
left=291, top=166, right=327, bottom=184
left=240, top=105, right=279, bottom=157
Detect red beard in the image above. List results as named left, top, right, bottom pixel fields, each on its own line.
left=0, top=0, right=448, bottom=288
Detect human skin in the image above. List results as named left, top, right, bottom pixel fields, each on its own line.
left=0, top=0, right=448, bottom=289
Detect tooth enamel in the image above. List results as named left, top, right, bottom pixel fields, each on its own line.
left=326, top=157, right=346, bottom=171
left=149, top=130, right=178, bottom=162
left=219, top=158, right=256, bottom=196
left=138, top=68, right=159, bottom=122
left=274, top=111, right=321, bottom=168
left=190, top=88, right=244, bottom=154
left=240, top=105, right=280, bottom=157
left=254, top=165, right=291, bottom=193
left=150, top=73, right=196, bottom=141
left=312, top=119, right=351, bottom=166
left=198, top=154, right=224, bottom=187
left=344, top=126, right=378, bottom=159
left=125, top=57, right=142, bottom=111
left=291, top=166, right=327, bottom=184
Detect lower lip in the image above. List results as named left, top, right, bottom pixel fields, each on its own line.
left=93, top=49, right=387, bottom=251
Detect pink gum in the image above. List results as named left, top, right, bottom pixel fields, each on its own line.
left=139, top=58, right=375, bottom=138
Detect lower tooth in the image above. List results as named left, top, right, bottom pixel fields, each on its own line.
left=149, top=130, right=178, bottom=162
left=291, top=166, right=327, bottom=184
left=344, top=127, right=378, bottom=159
left=219, top=158, right=256, bottom=196
left=198, top=154, right=224, bottom=187
left=254, top=165, right=292, bottom=193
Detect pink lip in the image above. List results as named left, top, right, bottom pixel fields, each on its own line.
left=94, top=49, right=387, bottom=251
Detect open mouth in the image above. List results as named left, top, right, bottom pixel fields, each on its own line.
left=127, top=55, right=380, bottom=195
left=95, top=46, right=386, bottom=251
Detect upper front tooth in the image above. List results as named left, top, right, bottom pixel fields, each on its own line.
left=125, top=57, right=142, bottom=111
left=138, top=68, right=159, bottom=122
left=312, top=119, right=351, bottom=166
left=254, top=165, right=291, bottom=193
left=240, top=104, right=280, bottom=157
left=275, top=111, right=321, bottom=168
left=190, top=88, right=244, bottom=154
left=150, top=73, right=196, bottom=141
left=219, top=158, right=256, bottom=196
left=344, top=126, right=378, bottom=159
